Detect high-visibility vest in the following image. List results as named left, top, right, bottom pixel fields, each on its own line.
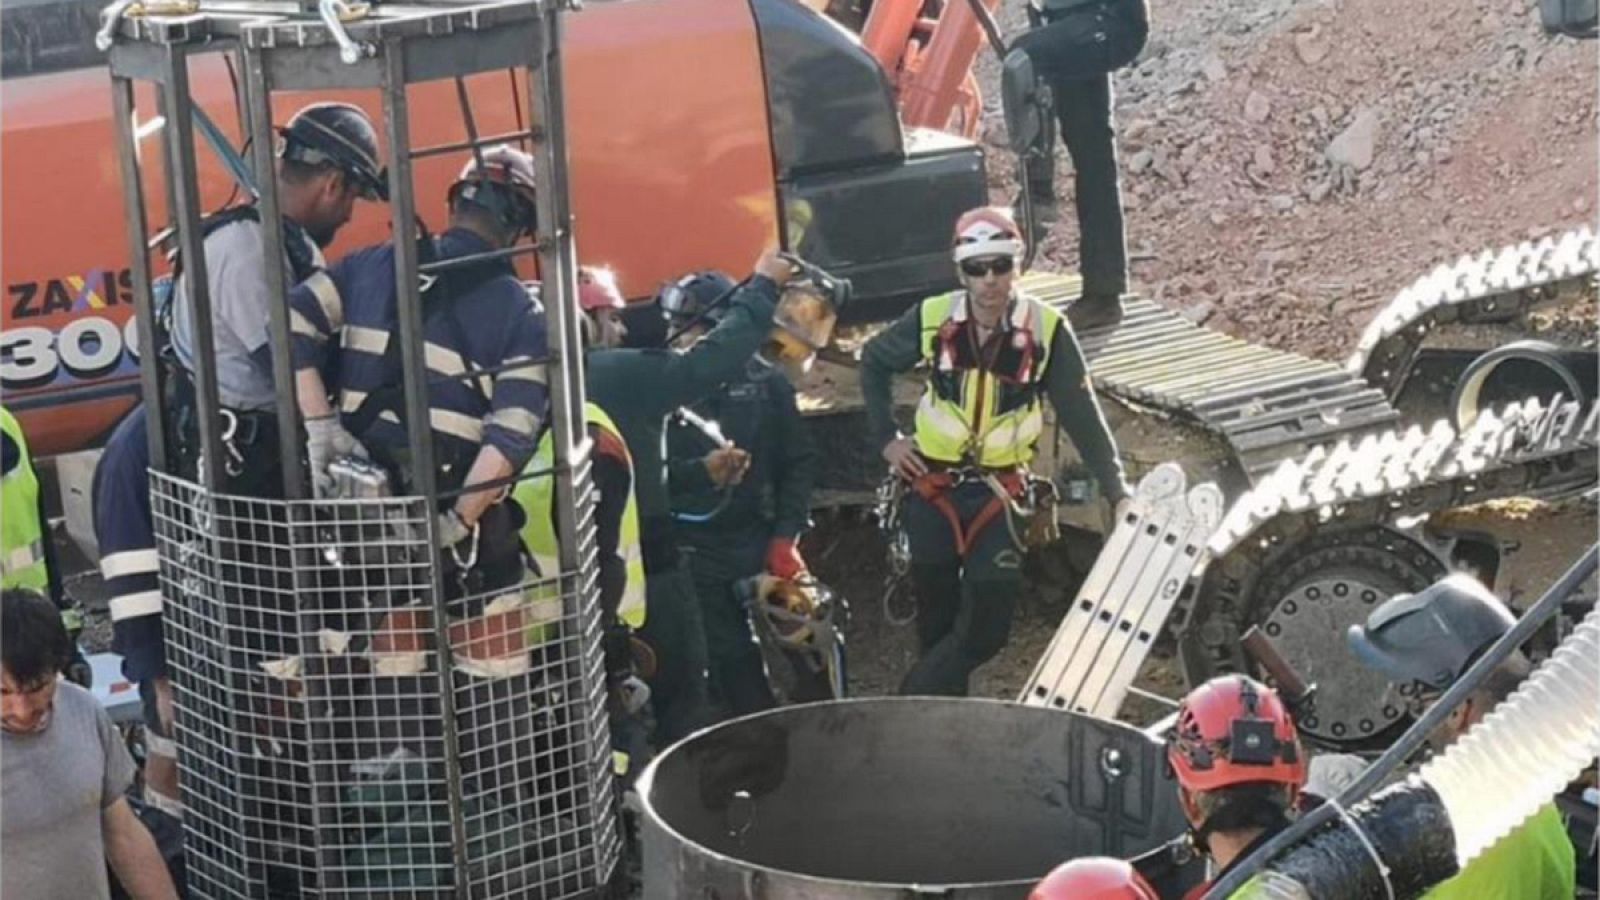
left=912, top=291, right=1062, bottom=467
left=0, top=407, right=48, bottom=593
left=514, top=403, right=646, bottom=628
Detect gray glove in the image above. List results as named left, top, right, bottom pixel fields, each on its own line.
left=438, top=508, right=474, bottom=550
left=304, top=415, right=368, bottom=498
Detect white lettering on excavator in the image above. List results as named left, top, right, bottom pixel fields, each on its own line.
left=0, top=316, right=140, bottom=390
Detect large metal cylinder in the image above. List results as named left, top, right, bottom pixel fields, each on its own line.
left=637, top=698, right=1188, bottom=898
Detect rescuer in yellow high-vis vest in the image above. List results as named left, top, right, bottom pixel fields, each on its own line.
left=860, top=206, right=1129, bottom=697
left=0, top=408, right=49, bottom=596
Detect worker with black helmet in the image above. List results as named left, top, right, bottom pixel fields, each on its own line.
left=167, top=101, right=388, bottom=493
left=1005, top=0, right=1148, bottom=330
left=586, top=251, right=795, bottom=745
left=91, top=101, right=385, bottom=822
left=290, top=144, right=547, bottom=602
left=660, top=270, right=819, bottom=719
left=1347, top=575, right=1575, bottom=899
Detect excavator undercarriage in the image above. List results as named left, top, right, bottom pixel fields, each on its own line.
left=807, top=226, right=1598, bottom=752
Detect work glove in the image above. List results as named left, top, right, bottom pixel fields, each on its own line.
left=765, top=537, right=807, bottom=580
left=304, top=414, right=368, bottom=498
left=437, top=508, right=474, bottom=550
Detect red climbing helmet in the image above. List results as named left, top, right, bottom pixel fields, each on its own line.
left=578, top=265, right=624, bottom=311
left=1029, top=858, right=1159, bottom=900
left=1167, top=674, right=1306, bottom=793
left=951, top=205, right=1025, bottom=263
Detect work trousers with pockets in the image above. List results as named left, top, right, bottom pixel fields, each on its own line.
left=638, top=562, right=713, bottom=746
left=897, top=480, right=1026, bottom=697
left=1011, top=0, right=1149, bottom=299
left=682, top=533, right=777, bottom=722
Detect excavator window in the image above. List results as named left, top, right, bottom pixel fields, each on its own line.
left=2, top=0, right=105, bottom=80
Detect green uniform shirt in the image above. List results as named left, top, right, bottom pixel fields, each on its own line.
left=1422, top=804, right=1574, bottom=900
left=587, top=276, right=780, bottom=525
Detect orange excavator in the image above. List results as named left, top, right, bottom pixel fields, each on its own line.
left=1, top=0, right=1006, bottom=457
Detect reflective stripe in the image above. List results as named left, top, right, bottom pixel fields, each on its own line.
left=431, top=409, right=484, bottom=443
left=488, top=407, right=541, bottom=437
left=343, top=325, right=389, bottom=356
left=145, top=732, right=178, bottom=759
left=110, top=589, right=164, bottom=621
left=425, top=342, right=491, bottom=401
left=291, top=309, right=323, bottom=339
left=101, top=548, right=159, bottom=580
left=304, top=271, right=344, bottom=332
left=3, top=541, right=43, bottom=575
left=496, top=356, right=548, bottom=384
left=340, top=389, right=367, bottom=414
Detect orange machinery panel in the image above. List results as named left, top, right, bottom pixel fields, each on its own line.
left=0, top=0, right=779, bottom=457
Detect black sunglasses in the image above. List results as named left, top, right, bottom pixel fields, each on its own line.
left=960, top=256, right=1015, bottom=278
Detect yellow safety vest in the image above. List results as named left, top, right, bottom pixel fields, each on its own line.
left=514, top=403, right=646, bottom=628
left=912, top=291, right=1062, bottom=467
left=0, top=407, right=48, bottom=593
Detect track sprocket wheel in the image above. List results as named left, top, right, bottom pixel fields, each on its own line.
left=1249, top=525, right=1447, bottom=749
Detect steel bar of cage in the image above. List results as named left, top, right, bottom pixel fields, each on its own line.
left=241, top=46, right=309, bottom=501
left=158, top=43, right=226, bottom=491
left=379, top=37, right=475, bottom=893
left=109, top=74, right=169, bottom=472
left=524, top=8, right=614, bottom=881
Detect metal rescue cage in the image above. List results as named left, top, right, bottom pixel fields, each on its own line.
left=102, top=0, right=618, bottom=895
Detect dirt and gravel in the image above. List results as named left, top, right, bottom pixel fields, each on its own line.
left=820, top=0, right=1598, bottom=716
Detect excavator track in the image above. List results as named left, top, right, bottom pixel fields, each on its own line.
left=1171, top=396, right=1599, bottom=749
left=1349, top=227, right=1598, bottom=421
left=1022, top=274, right=1399, bottom=481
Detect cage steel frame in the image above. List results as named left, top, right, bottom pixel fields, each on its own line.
left=104, top=0, right=618, bottom=894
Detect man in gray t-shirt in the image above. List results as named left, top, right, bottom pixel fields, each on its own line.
left=2, top=588, right=177, bottom=900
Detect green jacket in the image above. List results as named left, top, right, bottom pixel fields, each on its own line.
left=860, top=294, right=1128, bottom=502
left=587, top=276, right=780, bottom=534
left=667, top=367, right=816, bottom=542
left=1422, top=803, right=1574, bottom=900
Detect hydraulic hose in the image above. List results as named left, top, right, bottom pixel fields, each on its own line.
left=1222, top=580, right=1600, bottom=899
left=1205, top=543, right=1599, bottom=898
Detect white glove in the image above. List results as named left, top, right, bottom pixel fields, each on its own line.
left=438, top=508, right=474, bottom=549
left=305, top=415, right=367, bottom=498
left=1304, top=752, right=1370, bottom=801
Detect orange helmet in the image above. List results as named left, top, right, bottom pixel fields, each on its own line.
left=1029, top=858, right=1159, bottom=900
left=1168, top=675, right=1306, bottom=794
left=578, top=265, right=624, bottom=311
left=952, top=206, right=1024, bottom=263
left=447, top=145, right=539, bottom=234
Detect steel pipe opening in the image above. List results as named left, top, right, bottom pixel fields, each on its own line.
left=636, top=698, right=1188, bottom=898
left=1451, top=340, right=1595, bottom=429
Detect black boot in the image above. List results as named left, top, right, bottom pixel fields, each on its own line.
left=1067, top=290, right=1124, bottom=332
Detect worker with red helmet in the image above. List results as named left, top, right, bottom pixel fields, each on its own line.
left=860, top=206, right=1128, bottom=696
left=1030, top=857, right=1159, bottom=899
left=578, top=264, right=631, bottom=349
left=1163, top=674, right=1307, bottom=899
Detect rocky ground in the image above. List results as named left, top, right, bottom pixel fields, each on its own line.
left=985, top=0, right=1597, bottom=360
left=825, top=0, right=1598, bottom=714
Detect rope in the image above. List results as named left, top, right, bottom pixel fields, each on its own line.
left=1331, top=801, right=1396, bottom=900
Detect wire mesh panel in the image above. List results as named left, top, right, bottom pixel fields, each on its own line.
left=154, top=469, right=618, bottom=898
